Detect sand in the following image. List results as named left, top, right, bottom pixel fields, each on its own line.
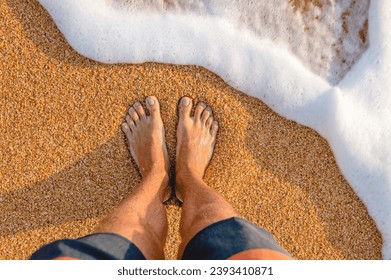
left=0, top=0, right=383, bottom=259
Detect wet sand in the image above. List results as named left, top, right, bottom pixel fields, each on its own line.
left=0, top=0, right=382, bottom=259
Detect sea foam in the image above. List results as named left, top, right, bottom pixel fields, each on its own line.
left=38, top=0, right=391, bottom=259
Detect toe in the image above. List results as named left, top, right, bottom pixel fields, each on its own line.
left=201, top=106, right=212, bottom=124
left=126, top=115, right=136, bottom=131
left=128, top=107, right=140, bottom=123
left=211, top=120, right=219, bottom=136
left=178, top=96, right=192, bottom=119
left=194, top=102, right=206, bottom=121
left=134, top=102, right=146, bottom=119
left=121, top=122, right=132, bottom=139
left=206, top=116, right=214, bottom=129
left=146, top=96, right=160, bottom=118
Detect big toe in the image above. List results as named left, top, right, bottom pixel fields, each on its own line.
left=146, top=96, right=160, bottom=118
left=179, top=96, right=192, bottom=119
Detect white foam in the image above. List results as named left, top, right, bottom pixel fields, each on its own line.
left=38, top=0, right=391, bottom=259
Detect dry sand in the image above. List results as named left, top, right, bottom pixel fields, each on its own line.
left=0, top=0, right=382, bottom=259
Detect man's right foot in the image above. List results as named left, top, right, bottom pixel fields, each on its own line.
left=175, top=97, right=219, bottom=200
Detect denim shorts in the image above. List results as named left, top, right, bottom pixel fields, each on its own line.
left=30, top=217, right=290, bottom=260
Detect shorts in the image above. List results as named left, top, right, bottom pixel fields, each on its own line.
left=30, top=217, right=291, bottom=260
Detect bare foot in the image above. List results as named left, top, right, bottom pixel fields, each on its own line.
left=122, top=96, right=169, bottom=183
left=175, top=97, right=218, bottom=199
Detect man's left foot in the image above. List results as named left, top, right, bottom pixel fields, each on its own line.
left=122, top=96, right=170, bottom=196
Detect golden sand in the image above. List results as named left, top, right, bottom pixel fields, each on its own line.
left=0, top=0, right=382, bottom=259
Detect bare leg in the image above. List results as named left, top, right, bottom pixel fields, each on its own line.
left=95, top=96, right=170, bottom=260
left=175, top=97, right=238, bottom=258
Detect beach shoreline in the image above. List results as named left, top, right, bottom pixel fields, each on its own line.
left=0, top=0, right=383, bottom=259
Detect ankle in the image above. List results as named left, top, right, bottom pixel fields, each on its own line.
left=176, top=170, right=204, bottom=186
left=175, top=164, right=204, bottom=180
left=175, top=171, right=203, bottom=202
left=143, top=171, right=169, bottom=185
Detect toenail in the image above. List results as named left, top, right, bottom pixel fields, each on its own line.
left=182, top=98, right=190, bottom=106
left=147, top=97, right=155, bottom=105
left=199, top=102, right=206, bottom=107
left=134, top=102, right=141, bottom=107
